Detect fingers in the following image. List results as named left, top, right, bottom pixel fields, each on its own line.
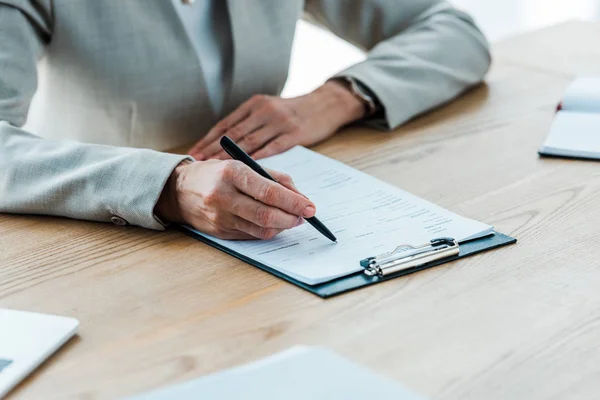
left=229, top=194, right=303, bottom=230
left=210, top=125, right=284, bottom=160
left=212, top=149, right=230, bottom=160
left=187, top=206, right=257, bottom=240
left=232, top=216, right=287, bottom=240
left=265, top=168, right=306, bottom=197
left=176, top=160, right=311, bottom=241
left=201, top=113, right=268, bottom=160
left=193, top=198, right=292, bottom=241
left=233, top=164, right=316, bottom=218
left=189, top=100, right=254, bottom=159
left=236, top=125, right=283, bottom=156
left=252, top=135, right=295, bottom=159
left=206, top=216, right=285, bottom=241
left=212, top=229, right=257, bottom=241
left=191, top=95, right=277, bottom=160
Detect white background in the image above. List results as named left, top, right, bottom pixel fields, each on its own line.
left=283, top=0, right=600, bottom=97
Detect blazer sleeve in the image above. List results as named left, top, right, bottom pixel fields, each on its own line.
left=0, top=3, right=191, bottom=230
left=304, top=0, right=491, bottom=129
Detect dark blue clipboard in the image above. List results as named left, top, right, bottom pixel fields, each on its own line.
left=177, top=225, right=516, bottom=298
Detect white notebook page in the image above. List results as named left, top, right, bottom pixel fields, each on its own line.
left=561, top=76, right=600, bottom=114
left=189, top=147, right=493, bottom=285
left=539, top=76, right=600, bottom=159
left=540, top=111, right=600, bottom=158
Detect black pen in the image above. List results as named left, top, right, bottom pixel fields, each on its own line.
left=220, top=136, right=337, bottom=243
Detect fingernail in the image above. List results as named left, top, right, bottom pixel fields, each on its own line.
left=303, top=205, right=316, bottom=218
left=294, top=217, right=304, bottom=227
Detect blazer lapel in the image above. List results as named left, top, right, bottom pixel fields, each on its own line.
left=224, top=0, right=301, bottom=115
left=225, top=0, right=260, bottom=114
left=161, top=0, right=216, bottom=122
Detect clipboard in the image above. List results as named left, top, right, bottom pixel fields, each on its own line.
left=177, top=225, right=516, bottom=298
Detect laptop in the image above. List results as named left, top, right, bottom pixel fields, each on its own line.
left=0, top=309, right=79, bottom=398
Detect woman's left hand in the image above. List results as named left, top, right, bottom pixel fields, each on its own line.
left=188, top=80, right=365, bottom=160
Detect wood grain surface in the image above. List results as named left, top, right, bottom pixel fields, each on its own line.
left=2, top=20, right=600, bottom=400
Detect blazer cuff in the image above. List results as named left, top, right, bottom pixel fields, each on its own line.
left=113, top=151, right=193, bottom=231
left=335, top=65, right=412, bottom=131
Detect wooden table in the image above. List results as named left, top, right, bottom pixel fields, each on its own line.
left=3, top=21, right=600, bottom=400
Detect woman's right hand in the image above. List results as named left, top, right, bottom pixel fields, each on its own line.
left=155, top=160, right=316, bottom=240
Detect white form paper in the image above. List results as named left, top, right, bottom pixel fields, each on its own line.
left=189, top=147, right=493, bottom=285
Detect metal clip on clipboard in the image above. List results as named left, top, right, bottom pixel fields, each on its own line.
left=360, top=237, right=459, bottom=277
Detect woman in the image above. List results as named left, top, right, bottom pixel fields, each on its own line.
left=0, top=0, right=490, bottom=239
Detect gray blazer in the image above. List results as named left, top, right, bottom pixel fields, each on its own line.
left=0, top=0, right=490, bottom=230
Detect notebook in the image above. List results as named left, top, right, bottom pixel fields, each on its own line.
left=0, top=309, right=79, bottom=398
left=180, top=146, right=515, bottom=296
left=539, top=76, right=600, bottom=159
left=126, top=346, right=424, bottom=400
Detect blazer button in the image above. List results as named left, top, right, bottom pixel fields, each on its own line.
left=111, top=216, right=129, bottom=226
